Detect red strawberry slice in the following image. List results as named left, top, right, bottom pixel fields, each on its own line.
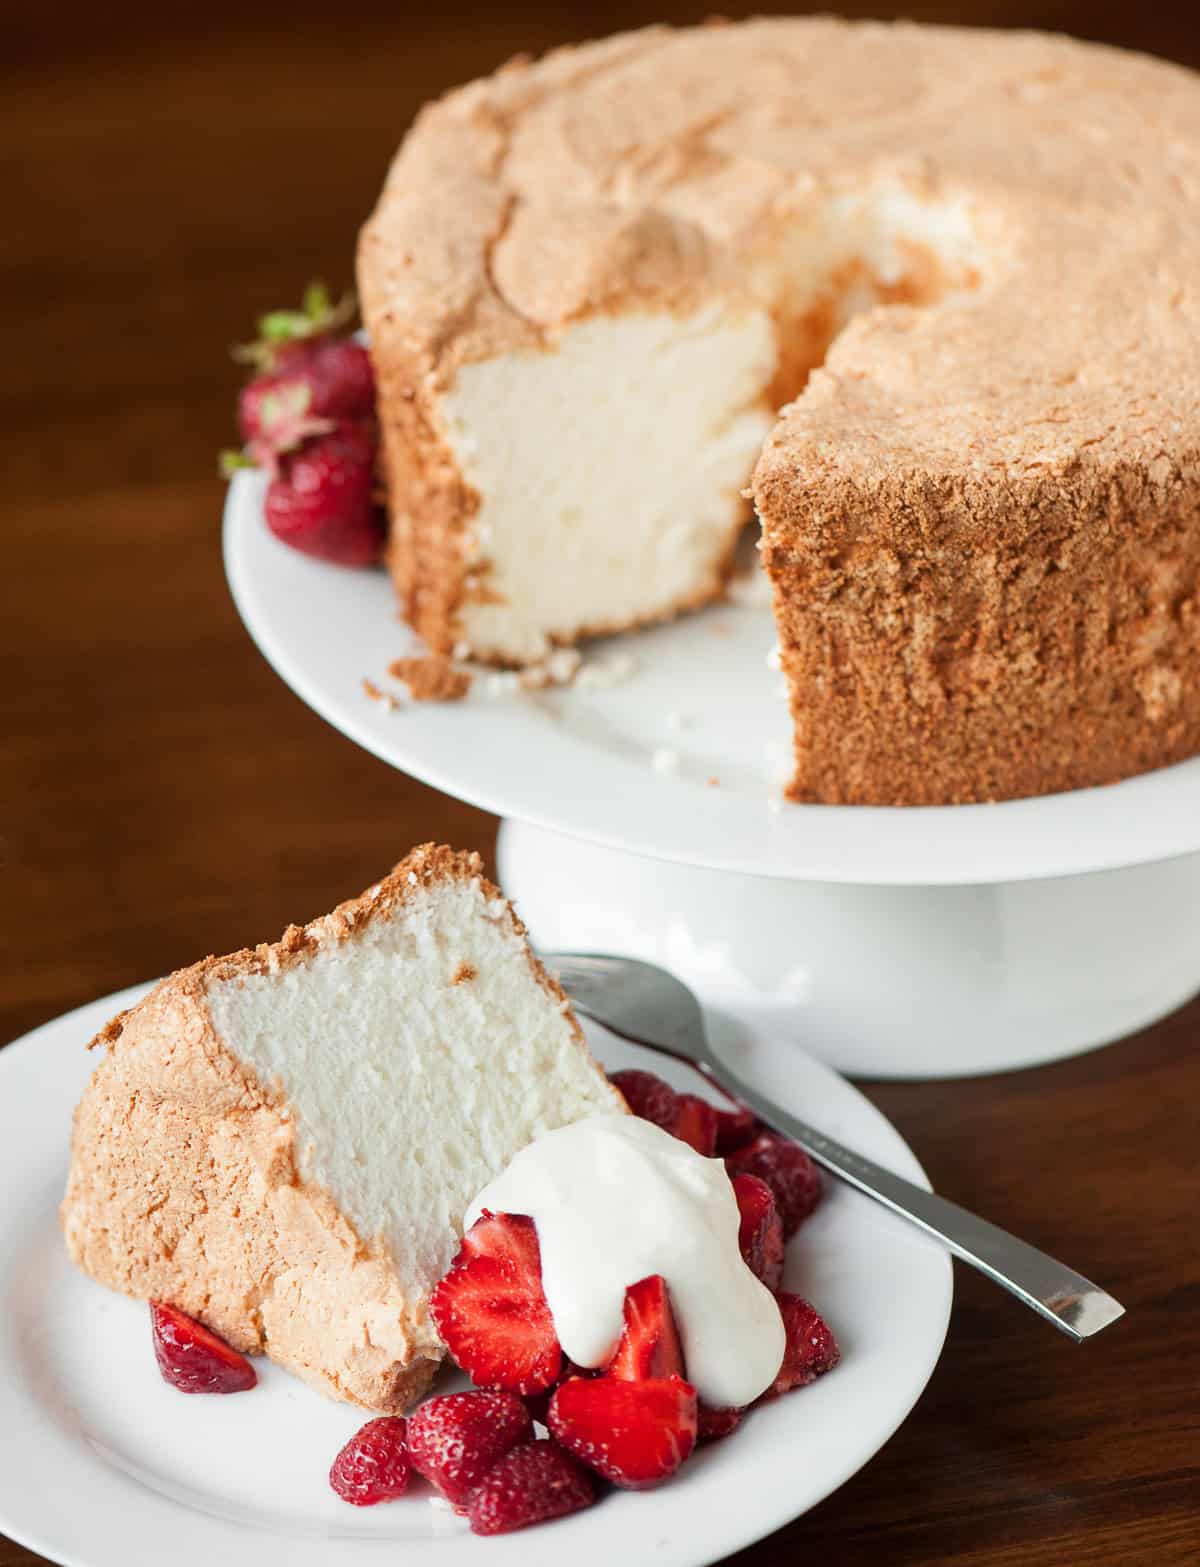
left=549, top=1375, right=697, bottom=1489
left=672, top=1093, right=718, bottom=1156
left=523, top=1360, right=593, bottom=1427
left=407, top=1389, right=533, bottom=1507
left=430, top=1211, right=563, bottom=1395
left=609, top=1069, right=678, bottom=1130
left=731, top=1173, right=785, bottom=1291
left=467, top=1440, right=596, bottom=1536
left=329, top=1416, right=411, bottom=1505
left=149, top=1301, right=257, bottom=1394
left=726, top=1132, right=822, bottom=1239
left=714, top=1102, right=758, bottom=1154
left=607, top=1275, right=685, bottom=1381
left=697, top=1403, right=744, bottom=1443
left=763, top=1295, right=840, bottom=1398
left=263, top=420, right=384, bottom=567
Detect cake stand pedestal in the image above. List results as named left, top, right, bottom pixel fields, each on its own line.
left=498, top=820, right=1200, bottom=1079
left=223, top=470, right=1200, bottom=1082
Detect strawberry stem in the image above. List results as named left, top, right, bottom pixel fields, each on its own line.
left=232, top=280, right=358, bottom=369
left=219, top=448, right=257, bottom=477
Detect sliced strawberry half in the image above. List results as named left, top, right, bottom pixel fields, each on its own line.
left=763, top=1294, right=841, bottom=1398
left=149, top=1301, right=257, bottom=1394
left=731, top=1173, right=786, bottom=1292
left=607, top=1275, right=685, bottom=1382
left=549, top=1374, right=697, bottom=1489
left=697, top=1403, right=744, bottom=1443
left=407, top=1389, right=533, bottom=1508
left=609, top=1069, right=679, bottom=1130
left=713, top=1102, right=758, bottom=1154
left=726, top=1132, right=822, bottom=1238
left=467, top=1440, right=596, bottom=1536
left=430, top=1211, right=563, bottom=1395
left=329, top=1416, right=411, bottom=1505
left=672, top=1093, right=719, bottom=1156
left=521, top=1358, right=596, bottom=1427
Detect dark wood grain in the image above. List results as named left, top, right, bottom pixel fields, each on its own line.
left=2, top=3, right=1198, bottom=1563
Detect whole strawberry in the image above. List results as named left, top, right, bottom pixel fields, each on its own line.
left=222, top=281, right=386, bottom=567
left=263, top=421, right=384, bottom=566
left=238, top=337, right=374, bottom=447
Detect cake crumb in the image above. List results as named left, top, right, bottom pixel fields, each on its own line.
left=451, top=961, right=477, bottom=985
left=707, top=776, right=720, bottom=788
left=388, top=655, right=472, bottom=703
left=576, top=653, right=638, bottom=691
left=362, top=678, right=400, bottom=711
left=767, top=796, right=784, bottom=815
left=483, top=671, right=522, bottom=698
left=651, top=748, right=680, bottom=774
left=520, top=648, right=583, bottom=690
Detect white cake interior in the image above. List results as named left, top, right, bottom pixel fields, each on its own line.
left=205, top=876, right=620, bottom=1306
left=444, top=302, right=777, bottom=664
left=439, top=183, right=987, bottom=665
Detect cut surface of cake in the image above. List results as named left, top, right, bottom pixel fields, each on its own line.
left=61, top=845, right=624, bottom=1412
left=358, top=18, right=1200, bottom=804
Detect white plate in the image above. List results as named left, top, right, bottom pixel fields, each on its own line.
left=2, top=985, right=949, bottom=1567
left=224, top=470, right=1200, bottom=886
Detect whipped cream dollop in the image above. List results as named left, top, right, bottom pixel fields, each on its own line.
left=465, top=1112, right=785, bottom=1408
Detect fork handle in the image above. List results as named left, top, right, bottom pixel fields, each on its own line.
left=702, top=1058, right=1124, bottom=1342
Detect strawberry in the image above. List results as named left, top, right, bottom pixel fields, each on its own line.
left=407, top=1389, right=533, bottom=1508
left=149, top=1301, right=257, bottom=1394
left=731, top=1173, right=785, bottom=1291
left=238, top=338, right=374, bottom=446
left=609, top=1069, right=678, bottom=1130
left=329, top=1417, right=411, bottom=1505
left=725, top=1132, right=822, bottom=1239
left=466, top=1440, right=596, bottom=1536
left=549, top=1375, right=697, bottom=1489
left=263, top=421, right=384, bottom=566
left=232, top=279, right=358, bottom=375
left=607, top=1275, right=685, bottom=1382
left=697, top=1403, right=744, bottom=1443
left=430, top=1211, right=562, bottom=1394
left=671, top=1093, right=719, bottom=1156
left=524, top=1360, right=592, bottom=1427
left=713, top=1102, right=758, bottom=1154
left=763, top=1295, right=840, bottom=1398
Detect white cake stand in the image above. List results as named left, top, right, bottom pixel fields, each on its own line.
left=223, top=472, right=1200, bottom=1078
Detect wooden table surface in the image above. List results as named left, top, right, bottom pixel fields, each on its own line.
left=4, top=4, right=1199, bottom=1563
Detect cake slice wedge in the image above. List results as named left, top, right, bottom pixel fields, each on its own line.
left=60, top=845, right=624, bottom=1412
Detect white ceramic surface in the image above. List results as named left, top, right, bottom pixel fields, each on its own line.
left=502, top=821, right=1200, bottom=1078
left=0, top=985, right=950, bottom=1567
left=223, top=470, right=1200, bottom=888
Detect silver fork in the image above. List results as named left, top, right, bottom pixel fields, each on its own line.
left=546, top=951, right=1125, bottom=1343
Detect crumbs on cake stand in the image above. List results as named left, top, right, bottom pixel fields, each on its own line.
left=389, top=655, right=473, bottom=702
left=363, top=647, right=639, bottom=709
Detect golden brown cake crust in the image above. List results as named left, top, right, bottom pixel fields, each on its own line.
left=60, top=846, right=604, bottom=1412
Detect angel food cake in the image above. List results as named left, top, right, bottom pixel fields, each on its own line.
left=61, top=846, right=624, bottom=1411
left=358, top=18, right=1200, bottom=805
